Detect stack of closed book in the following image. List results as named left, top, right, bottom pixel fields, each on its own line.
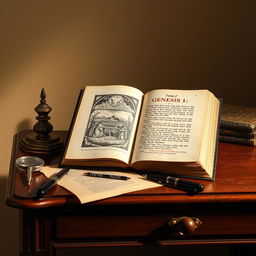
left=220, top=104, right=256, bottom=146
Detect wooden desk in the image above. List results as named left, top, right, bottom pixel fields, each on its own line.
left=5, top=130, right=256, bottom=256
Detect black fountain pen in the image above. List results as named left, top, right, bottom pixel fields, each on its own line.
left=35, top=168, right=70, bottom=199
left=143, top=173, right=204, bottom=194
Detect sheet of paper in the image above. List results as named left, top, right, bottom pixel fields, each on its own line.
left=41, top=167, right=162, bottom=204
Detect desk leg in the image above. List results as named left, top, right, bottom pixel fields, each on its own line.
left=20, top=210, right=52, bottom=256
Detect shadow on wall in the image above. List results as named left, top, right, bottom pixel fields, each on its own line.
left=16, top=118, right=33, bottom=133
left=0, top=176, right=19, bottom=256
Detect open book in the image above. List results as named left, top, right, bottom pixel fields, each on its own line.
left=61, top=85, right=221, bottom=180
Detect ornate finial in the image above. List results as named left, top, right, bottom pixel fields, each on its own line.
left=19, top=88, right=64, bottom=155
left=41, top=88, right=46, bottom=99
left=33, top=88, right=53, bottom=140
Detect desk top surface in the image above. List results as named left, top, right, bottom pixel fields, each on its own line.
left=5, top=130, right=256, bottom=209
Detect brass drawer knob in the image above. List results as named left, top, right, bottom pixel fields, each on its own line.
left=168, top=216, right=202, bottom=235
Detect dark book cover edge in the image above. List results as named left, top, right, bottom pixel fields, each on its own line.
left=211, top=98, right=223, bottom=181
left=59, top=89, right=85, bottom=168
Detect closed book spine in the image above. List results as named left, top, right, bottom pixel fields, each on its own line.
left=220, top=120, right=255, bottom=133
left=219, top=135, right=256, bottom=146
left=219, top=128, right=256, bottom=139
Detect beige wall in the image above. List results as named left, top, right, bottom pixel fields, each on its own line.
left=1, top=1, right=256, bottom=255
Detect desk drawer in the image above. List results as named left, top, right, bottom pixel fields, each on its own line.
left=55, top=210, right=256, bottom=241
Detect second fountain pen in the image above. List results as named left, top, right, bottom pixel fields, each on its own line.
left=143, top=173, right=204, bottom=194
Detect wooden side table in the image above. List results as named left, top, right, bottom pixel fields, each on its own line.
left=5, top=130, right=256, bottom=256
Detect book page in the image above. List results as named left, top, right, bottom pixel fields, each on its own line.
left=131, top=89, right=209, bottom=163
left=41, top=167, right=162, bottom=204
left=65, top=85, right=144, bottom=164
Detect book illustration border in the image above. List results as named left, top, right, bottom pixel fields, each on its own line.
left=81, top=94, right=139, bottom=150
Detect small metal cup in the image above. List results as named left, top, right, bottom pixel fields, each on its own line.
left=15, top=156, right=44, bottom=186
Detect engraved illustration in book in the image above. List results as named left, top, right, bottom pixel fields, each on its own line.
left=82, top=94, right=139, bottom=150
